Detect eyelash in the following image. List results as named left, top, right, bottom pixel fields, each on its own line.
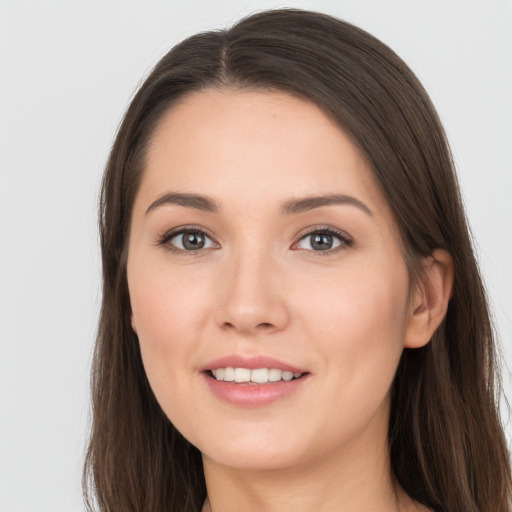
left=157, top=225, right=353, bottom=256
left=293, top=226, right=353, bottom=255
left=157, top=225, right=218, bottom=255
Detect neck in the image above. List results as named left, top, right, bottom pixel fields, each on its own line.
left=201, top=427, right=415, bottom=512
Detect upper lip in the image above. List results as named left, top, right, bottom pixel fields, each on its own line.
left=200, top=355, right=308, bottom=374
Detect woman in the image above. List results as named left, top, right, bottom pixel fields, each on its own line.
left=83, top=8, right=511, bottom=512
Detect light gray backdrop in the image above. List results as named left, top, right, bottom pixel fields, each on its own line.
left=0, top=1, right=510, bottom=511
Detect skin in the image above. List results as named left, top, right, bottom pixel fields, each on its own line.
left=127, top=89, right=453, bottom=512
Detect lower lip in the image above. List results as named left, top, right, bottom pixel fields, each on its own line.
left=202, top=373, right=309, bottom=407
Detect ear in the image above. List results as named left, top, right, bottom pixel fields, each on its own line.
left=404, top=249, right=454, bottom=349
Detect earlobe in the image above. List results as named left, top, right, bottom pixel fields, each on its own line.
left=404, top=248, right=454, bottom=349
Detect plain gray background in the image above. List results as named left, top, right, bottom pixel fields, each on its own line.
left=0, top=1, right=510, bottom=510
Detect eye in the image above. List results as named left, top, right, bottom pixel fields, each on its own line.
left=294, top=228, right=352, bottom=253
left=159, top=228, right=218, bottom=253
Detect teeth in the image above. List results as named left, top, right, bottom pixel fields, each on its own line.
left=251, top=368, right=269, bottom=383
left=211, top=367, right=303, bottom=383
left=234, top=368, right=251, bottom=383
left=224, top=367, right=235, bottom=382
left=268, top=368, right=282, bottom=382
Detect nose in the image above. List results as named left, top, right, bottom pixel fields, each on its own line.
left=214, top=249, right=290, bottom=336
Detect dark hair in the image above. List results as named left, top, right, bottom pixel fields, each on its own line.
left=83, top=8, right=511, bottom=512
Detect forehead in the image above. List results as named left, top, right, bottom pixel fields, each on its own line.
left=138, top=88, right=390, bottom=218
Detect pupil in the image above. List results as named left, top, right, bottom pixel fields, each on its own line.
left=311, top=233, right=332, bottom=250
left=183, top=232, right=205, bottom=250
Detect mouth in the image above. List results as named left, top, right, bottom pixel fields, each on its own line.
left=201, top=356, right=310, bottom=407
left=206, top=367, right=308, bottom=384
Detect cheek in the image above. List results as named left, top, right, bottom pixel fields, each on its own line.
left=305, top=252, right=410, bottom=340
left=127, top=255, right=217, bottom=418
left=294, top=256, right=410, bottom=394
left=274, top=258, right=411, bottom=455
left=129, top=256, right=213, bottom=344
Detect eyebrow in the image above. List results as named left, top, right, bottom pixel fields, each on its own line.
left=280, top=194, right=374, bottom=217
left=146, top=192, right=219, bottom=215
left=145, top=192, right=373, bottom=217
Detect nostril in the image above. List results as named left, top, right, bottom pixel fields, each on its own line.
left=221, top=321, right=275, bottom=332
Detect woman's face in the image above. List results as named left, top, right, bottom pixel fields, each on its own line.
left=127, top=89, right=418, bottom=471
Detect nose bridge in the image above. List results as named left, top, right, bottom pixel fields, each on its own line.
left=214, top=238, right=289, bottom=334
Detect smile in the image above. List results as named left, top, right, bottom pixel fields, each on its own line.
left=210, top=367, right=304, bottom=383
left=201, top=355, right=310, bottom=407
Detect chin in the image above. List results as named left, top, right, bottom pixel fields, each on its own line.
left=202, top=445, right=303, bottom=472
left=192, top=425, right=317, bottom=472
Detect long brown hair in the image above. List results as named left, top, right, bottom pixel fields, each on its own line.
left=83, top=8, right=511, bottom=512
